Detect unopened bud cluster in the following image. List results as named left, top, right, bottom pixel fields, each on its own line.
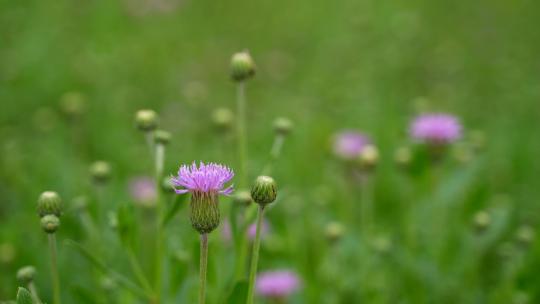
left=251, top=176, right=277, bottom=207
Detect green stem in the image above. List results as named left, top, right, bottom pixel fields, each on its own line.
left=199, top=233, right=209, bottom=304
left=263, top=134, right=285, bottom=175
left=48, top=234, right=61, bottom=304
left=360, top=175, right=373, bottom=237
left=246, top=205, right=265, bottom=304
left=28, top=281, right=42, bottom=304
left=127, top=250, right=154, bottom=296
left=236, top=81, right=248, bottom=187
left=154, top=143, right=165, bottom=302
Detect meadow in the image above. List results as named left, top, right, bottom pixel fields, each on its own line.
left=1, top=0, right=540, bottom=303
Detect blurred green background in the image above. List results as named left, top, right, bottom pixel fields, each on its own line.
left=1, top=0, right=540, bottom=303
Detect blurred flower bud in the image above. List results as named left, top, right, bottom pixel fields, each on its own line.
left=358, top=145, right=379, bottom=170
left=516, top=225, right=535, bottom=247
left=233, top=190, right=252, bottom=206
left=453, top=143, right=473, bottom=164
left=273, top=117, right=293, bottom=136
left=154, top=129, right=171, bottom=145
left=41, top=214, right=60, bottom=233
left=325, top=222, right=345, bottom=243
left=90, top=161, right=111, bottom=184
left=251, top=176, right=277, bottom=207
left=60, top=91, right=86, bottom=118
left=72, top=196, right=89, bottom=213
left=513, top=291, right=530, bottom=304
left=37, top=191, right=62, bottom=218
left=100, top=276, right=117, bottom=292
left=161, top=176, right=175, bottom=193
left=372, top=236, right=392, bottom=255
left=17, top=266, right=36, bottom=284
left=135, top=109, right=158, bottom=132
left=211, top=108, right=234, bottom=132
left=394, top=146, right=412, bottom=168
left=473, top=211, right=491, bottom=233
left=497, top=242, right=515, bottom=260
left=230, top=51, right=256, bottom=82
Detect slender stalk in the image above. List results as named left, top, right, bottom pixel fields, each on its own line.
left=246, top=205, right=265, bottom=304
left=127, top=250, right=154, bottom=296
left=360, top=175, right=373, bottom=236
left=48, top=234, right=61, bottom=304
left=154, top=143, right=165, bottom=302
left=28, top=281, right=42, bottom=304
left=263, top=134, right=285, bottom=175
left=236, top=81, right=248, bottom=187
left=199, top=233, right=209, bottom=304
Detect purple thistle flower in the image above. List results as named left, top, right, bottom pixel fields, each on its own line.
left=410, top=113, right=462, bottom=145
left=171, top=162, right=234, bottom=195
left=256, top=270, right=301, bottom=299
left=332, top=131, right=371, bottom=160
left=128, top=176, right=157, bottom=206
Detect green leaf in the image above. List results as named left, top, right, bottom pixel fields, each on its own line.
left=161, top=194, right=187, bottom=227
left=224, top=281, right=248, bottom=304
left=16, top=287, right=33, bottom=304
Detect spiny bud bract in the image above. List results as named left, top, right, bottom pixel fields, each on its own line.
left=251, top=176, right=277, bottom=206
left=135, top=109, right=158, bottom=132
left=230, top=51, right=256, bottom=82
left=273, top=117, right=293, bottom=136
left=154, top=129, right=171, bottom=145
left=37, top=191, right=62, bottom=218
left=211, top=108, right=234, bottom=132
left=473, top=211, right=491, bottom=232
left=325, top=222, right=345, bottom=243
left=358, top=145, right=379, bottom=170
left=41, top=214, right=60, bottom=234
left=90, top=161, right=111, bottom=184
left=190, top=192, right=220, bottom=234
left=16, top=266, right=36, bottom=284
left=233, top=190, right=252, bottom=206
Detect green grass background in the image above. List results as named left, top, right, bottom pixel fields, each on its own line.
left=1, top=0, right=540, bottom=303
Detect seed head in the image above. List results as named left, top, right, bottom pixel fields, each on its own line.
left=17, top=266, right=36, bottom=284
left=41, top=214, right=60, bottom=234
left=135, top=109, right=158, bottom=132
left=154, top=129, right=171, bottom=145
left=251, top=176, right=277, bottom=207
left=37, top=191, right=62, bottom=218
left=90, top=161, right=111, bottom=184
left=273, top=117, right=293, bottom=136
left=230, top=51, right=256, bottom=82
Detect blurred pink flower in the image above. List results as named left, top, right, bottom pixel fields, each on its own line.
left=256, top=270, right=301, bottom=299
left=128, top=176, right=157, bottom=207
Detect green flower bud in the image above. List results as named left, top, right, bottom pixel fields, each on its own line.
left=72, top=196, right=89, bottom=212
left=358, top=145, right=379, bottom=170
left=230, top=51, right=256, bottom=82
left=325, top=222, right=345, bottom=243
left=233, top=190, right=252, bottom=206
left=37, top=191, right=62, bottom=218
left=211, top=108, right=234, bottom=132
left=251, top=176, right=277, bottom=206
left=135, top=109, right=158, bottom=132
left=90, top=161, right=111, bottom=184
left=190, top=192, right=220, bottom=234
left=273, top=117, right=293, bottom=136
left=161, top=177, right=175, bottom=193
left=16, top=266, right=36, bottom=284
left=394, top=146, right=412, bottom=168
left=41, top=214, right=60, bottom=234
left=60, top=91, right=86, bottom=118
left=473, top=211, right=491, bottom=232
left=516, top=225, right=535, bottom=247
left=372, top=236, right=392, bottom=255
left=154, top=129, right=171, bottom=145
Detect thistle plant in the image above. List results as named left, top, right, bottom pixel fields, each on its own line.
left=171, top=162, right=234, bottom=304
left=263, top=117, right=293, bottom=175
left=247, top=175, right=277, bottom=304
left=37, top=191, right=62, bottom=304
left=409, top=113, right=462, bottom=163
left=16, top=266, right=41, bottom=303
left=135, top=109, right=158, bottom=152
left=255, top=270, right=300, bottom=302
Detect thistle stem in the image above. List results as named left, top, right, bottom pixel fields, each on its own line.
left=360, top=175, right=373, bottom=237
left=263, top=134, right=285, bottom=175
left=199, top=233, right=209, bottom=304
left=154, top=143, right=165, bottom=302
left=246, top=205, right=265, bottom=304
left=48, top=233, right=61, bottom=304
left=236, top=81, right=248, bottom=187
left=28, top=281, right=42, bottom=304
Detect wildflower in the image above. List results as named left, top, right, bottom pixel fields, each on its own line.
left=410, top=113, right=462, bottom=145
left=171, top=162, right=234, bottom=234
left=332, top=131, right=370, bottom=161
left=256, top=270, right=301, bottom=299
left=128, top=176, right=157, bottom=207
